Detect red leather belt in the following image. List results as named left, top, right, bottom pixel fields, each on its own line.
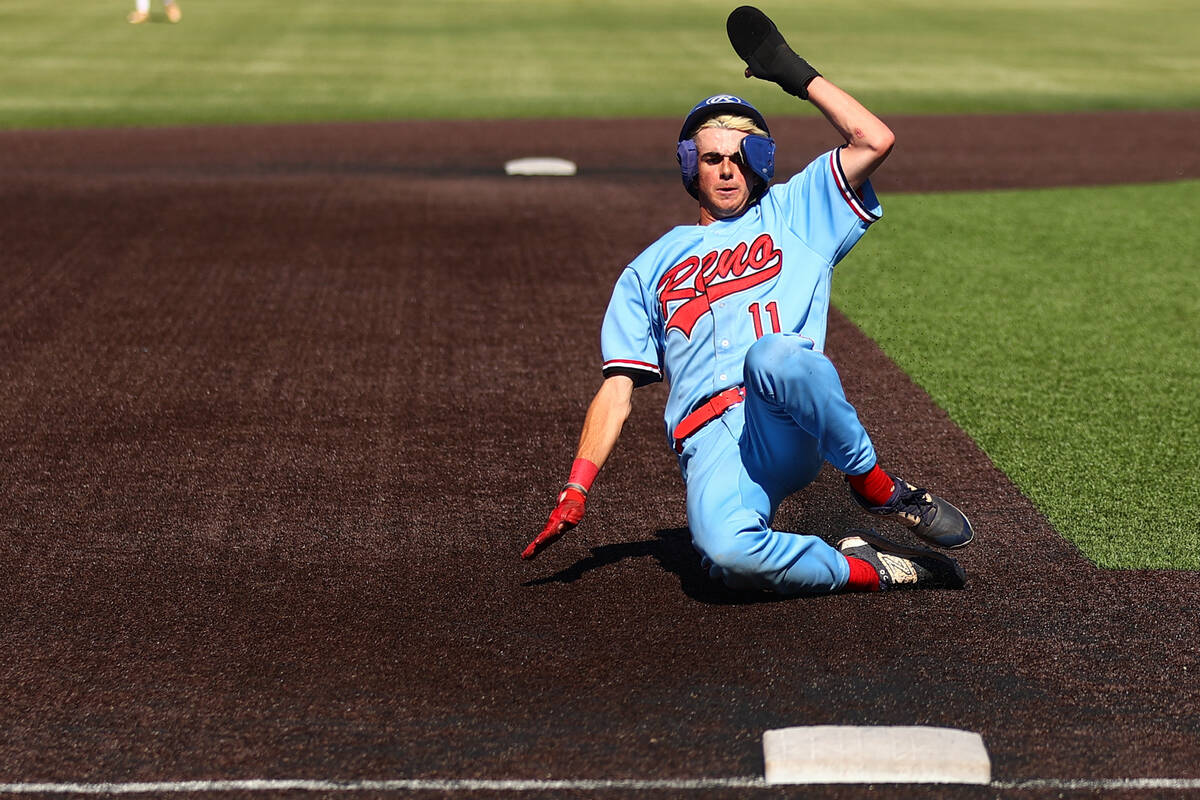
left=673, top=386, right=746, bottom=454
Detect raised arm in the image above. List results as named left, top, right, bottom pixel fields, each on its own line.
left=727, top=5, right=894, bottom=189
left=804, top=77, right=894, bottom=190
left=521, top=374, right=634, bottom=559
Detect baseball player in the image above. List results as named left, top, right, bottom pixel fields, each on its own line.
left=128, top=0, right=181, bottom=24
left=522, top=6, right=973, bottom=594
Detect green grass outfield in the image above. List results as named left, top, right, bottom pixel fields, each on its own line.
left=835, top=181, right=1200, bottom=569
left=0, top=0, right=1198, bottom=128
left=2, top=0, right=1197, bottom=568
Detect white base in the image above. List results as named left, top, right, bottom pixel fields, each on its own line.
left=763, top=725, right=991, bottom=785
left=503, top=157, right=577, bottom=176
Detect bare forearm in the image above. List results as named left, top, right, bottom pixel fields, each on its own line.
left=805, top=77, right=895, bottom=188
left=574, top=375, right=634, bottom=469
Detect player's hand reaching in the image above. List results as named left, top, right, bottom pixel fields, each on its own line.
left=727, top=5, right=821, bottom=99
left=521, top=487, right=587, bottom=559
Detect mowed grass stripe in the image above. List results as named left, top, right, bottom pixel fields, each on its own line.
left=1, top=0, right=1198, bottom=128
left=834, top=181, right=1200, bottom=569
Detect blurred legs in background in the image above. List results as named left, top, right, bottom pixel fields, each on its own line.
left=128, top=0, right=181, bottom=24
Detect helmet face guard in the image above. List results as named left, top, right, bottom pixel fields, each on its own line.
left=675, top=94, right=775, bottom=199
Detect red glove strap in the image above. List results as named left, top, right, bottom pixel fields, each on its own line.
left=565, top=458, right=599, bottom=494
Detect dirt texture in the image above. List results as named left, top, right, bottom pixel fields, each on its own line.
left=1, top=111, right=1198, bottom=799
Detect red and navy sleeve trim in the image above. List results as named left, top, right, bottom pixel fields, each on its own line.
left=602, top=359, right=663, bottom=387
left=830, top=148, right=881, bottom=224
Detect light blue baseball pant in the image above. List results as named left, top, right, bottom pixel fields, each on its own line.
left=677, top=333, right=879, bottom=594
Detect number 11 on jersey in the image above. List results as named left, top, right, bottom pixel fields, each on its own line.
left=748, top=301, right=781, bottom=339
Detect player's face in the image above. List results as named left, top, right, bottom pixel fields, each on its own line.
left=694, top=127, right=755, bottom=224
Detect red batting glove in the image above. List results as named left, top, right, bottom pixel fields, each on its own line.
left=521, top=487, right=587, bottom=560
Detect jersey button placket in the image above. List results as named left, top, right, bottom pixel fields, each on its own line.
left=711, top=298, right=736, bottom=389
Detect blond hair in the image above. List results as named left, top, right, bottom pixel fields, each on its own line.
left=691, top=114, right=768, bottom=139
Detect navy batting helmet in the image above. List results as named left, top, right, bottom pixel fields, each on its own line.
left=676, top=94, right=775, bottom=199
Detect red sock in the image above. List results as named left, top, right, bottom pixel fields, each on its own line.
left=847, top=465, right=896, bottom=506
left=844, top=556, right=881, bottom=592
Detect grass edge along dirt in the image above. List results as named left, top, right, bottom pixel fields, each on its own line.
left=833, top=180, right=1200, bottom=570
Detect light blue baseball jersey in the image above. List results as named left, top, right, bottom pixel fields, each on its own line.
left=601, top=146, right=882, bottom=445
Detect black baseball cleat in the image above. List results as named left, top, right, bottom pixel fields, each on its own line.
left=838, top=529, right=966, bottom=590
left=848, top=473, right=974, bottom=548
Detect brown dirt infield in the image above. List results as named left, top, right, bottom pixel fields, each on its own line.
left=1, top=111, right=1198, bottom=799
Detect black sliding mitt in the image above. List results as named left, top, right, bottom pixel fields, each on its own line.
left=727, top=6, right=821, bottom=99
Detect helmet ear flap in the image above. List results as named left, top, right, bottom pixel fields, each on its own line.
left=676, top=139, right=700, bottom=198
left=739, top=134, right=775, bottom=191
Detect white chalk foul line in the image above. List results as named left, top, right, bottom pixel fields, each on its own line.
left=998, top=778, right=1200, bottom=791
left=0, top=778, right=765, bottom=795
left=4, top=777, right=1200, bottom=794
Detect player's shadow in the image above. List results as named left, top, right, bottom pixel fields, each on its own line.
left=522, top=527, right=792, bottom=605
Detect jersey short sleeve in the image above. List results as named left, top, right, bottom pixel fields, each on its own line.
left=769, top=146, right=882, bottom=267
left=600, top=266, right=663, bottom=386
